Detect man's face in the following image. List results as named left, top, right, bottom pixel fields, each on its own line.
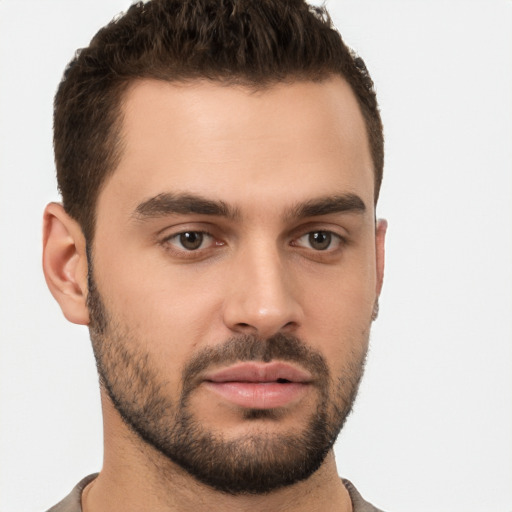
left=88, top=77, right=385, bottom=493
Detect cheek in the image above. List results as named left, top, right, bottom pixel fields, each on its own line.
left=298, top=249, right=376, bottom=357
left=94, top=249, right=226, bottom=382
left=304, top=252, right=376, bottom=319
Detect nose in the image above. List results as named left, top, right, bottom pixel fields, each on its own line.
left=222, top=242, right=303, bottom=339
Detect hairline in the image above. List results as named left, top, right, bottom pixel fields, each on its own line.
left=83, top=72, right=379, bottom=245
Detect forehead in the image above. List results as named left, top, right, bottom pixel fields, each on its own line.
left=99, top=77, right=374, bottom=219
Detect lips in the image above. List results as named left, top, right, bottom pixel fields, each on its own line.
left=202, top=362, right=312, bottom=409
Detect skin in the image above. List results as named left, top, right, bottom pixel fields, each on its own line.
left=43, top=76, right=387, bottom=512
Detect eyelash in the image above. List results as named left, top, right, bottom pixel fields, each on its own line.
left=162, top=231, right=223, bottom=254
left=161, top=228, right=346, bottom=259
left=291, top=231, right=345, bottom=252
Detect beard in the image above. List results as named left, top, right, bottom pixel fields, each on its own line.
left=87, top=264, right=369, bottom=495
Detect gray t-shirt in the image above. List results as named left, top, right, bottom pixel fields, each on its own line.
left=47, top=474, right=385, bottom=512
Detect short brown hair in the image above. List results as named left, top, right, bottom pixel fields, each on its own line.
left=54, top=0, right=383, bottom=241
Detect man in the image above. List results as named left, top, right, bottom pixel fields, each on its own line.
left=43, top=0, right=387, bottom=510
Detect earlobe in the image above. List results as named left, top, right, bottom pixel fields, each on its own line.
left=375, top=218, right=387, bottom=298
left=42, top=202, right=90, bottom=325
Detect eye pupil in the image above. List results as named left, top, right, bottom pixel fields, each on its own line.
left=179, top=232, right=203, bottom=250
left=309, top=231, right=331, bottom=250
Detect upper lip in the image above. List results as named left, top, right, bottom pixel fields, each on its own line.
left=203, top=362, right=313, bottom=383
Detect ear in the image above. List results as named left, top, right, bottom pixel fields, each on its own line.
left=42, top=202, right=90, bottom=325
left=375, top=218, right=387, bottom=297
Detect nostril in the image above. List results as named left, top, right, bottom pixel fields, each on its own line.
left=233, top=322, right=259, bottom=335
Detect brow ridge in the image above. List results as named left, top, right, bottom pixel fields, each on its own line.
left=288, top=194, right=366, bottom=220
left=132, top=192, right=366, bottom=223
left=133, top=192, right=239, bottom=220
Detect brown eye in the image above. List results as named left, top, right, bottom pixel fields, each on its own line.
left=178, top=231, right=204, bottom=250
left=162, top=230, right=224, bottom=258
left=293, top=230, right=343, bottom=253
left=308, top=231, right=332, bottom=250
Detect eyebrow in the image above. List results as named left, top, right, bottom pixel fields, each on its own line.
left=133, top=192, right=240, bottom=220
left=287, top=194, right=366, bottom=220
left=132, top=191, right=366, bottom=222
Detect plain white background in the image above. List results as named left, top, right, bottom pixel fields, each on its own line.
left=0, top=1, right=511, bottom=511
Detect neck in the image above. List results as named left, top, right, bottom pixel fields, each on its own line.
left=84, top=393, right=352, bottom=512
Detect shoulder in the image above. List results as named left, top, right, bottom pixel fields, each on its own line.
left=342, top=478, right=387, bottom=512
left=46, top=474, right=98, bottom=512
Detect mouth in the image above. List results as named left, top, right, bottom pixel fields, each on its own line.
left=202, top=362, right=312, bottom=409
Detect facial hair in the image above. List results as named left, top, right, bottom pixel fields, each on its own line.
left=86, top=263, right=368, bottom=495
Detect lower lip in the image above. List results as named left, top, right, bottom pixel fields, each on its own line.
left=204, top=381, right=309, bottom=409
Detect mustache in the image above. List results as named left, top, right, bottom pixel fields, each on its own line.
left=181, top=332, right=330, bottom=391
